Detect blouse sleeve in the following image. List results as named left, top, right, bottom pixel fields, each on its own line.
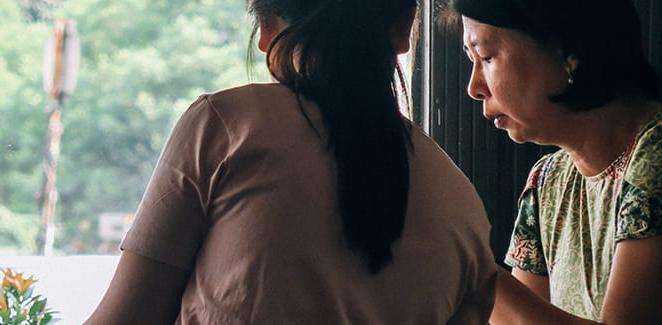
left=616, top=120, right=662, bottom=242
left=120, top=95, right=231, bottom=270
left=504, top=155, right=551, bottom=276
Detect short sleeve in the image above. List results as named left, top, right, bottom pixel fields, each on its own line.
left=504, top=156, right=551, bottom=275
left=616, top=119, right=662, bottom=242
left=120, top=95, right=231, bottom=270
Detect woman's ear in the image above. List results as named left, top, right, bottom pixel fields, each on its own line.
left=258, top=15, right=287, bottom=52
left=391, top=7, right=417, bottom=54
left=565, top=55, right=579, bottom=73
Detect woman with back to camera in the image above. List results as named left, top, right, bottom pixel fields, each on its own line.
left=86, top=0, right=497, bottom=323
left=448, top=0, right=662, bottom=323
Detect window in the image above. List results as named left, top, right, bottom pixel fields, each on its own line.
left=1, top=2, right=420, bottom=323
left=1, top=0, right=267, bottom=322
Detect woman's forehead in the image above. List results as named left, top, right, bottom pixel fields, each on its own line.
left=461, top=17, right=504, bottom=47
left=462, top=17, right=545, bottom=51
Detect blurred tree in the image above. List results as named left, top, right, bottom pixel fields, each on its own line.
left=0, top=205, right=40, bottom=255
left=18, top=0, right=56, bottom=22
left=0, top=0, right=269, bottom=254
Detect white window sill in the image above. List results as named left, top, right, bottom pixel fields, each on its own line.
left=1, top=255, right=120, bottom=325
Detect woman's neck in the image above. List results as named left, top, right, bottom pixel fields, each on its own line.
left=558, top=98, right=661, bottom=177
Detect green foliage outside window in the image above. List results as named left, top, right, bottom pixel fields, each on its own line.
left=0, top=0, right=268, bottom=255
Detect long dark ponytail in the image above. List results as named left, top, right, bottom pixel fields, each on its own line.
left=248, top=0, right=416, bottom=274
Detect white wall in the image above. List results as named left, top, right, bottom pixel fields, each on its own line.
left=1, top=255, right=120, bottom=325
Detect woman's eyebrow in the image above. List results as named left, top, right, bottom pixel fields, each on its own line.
left=464, top=37, right=485, bottom=48
left=462, top=40, right=480, bottom=53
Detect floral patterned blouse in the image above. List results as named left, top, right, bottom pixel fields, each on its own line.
left=504, top=112, right=662, bottom=321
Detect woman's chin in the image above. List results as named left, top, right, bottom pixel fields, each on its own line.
left=505, top=129, right=528, bottom=144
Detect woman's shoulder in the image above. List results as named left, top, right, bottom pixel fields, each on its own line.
left=408, top=124, right=467, bottom=180
left=522, top=149, right=570, bottom=192
left=617, top=111, right=662, bottom=241
left=167, top=84, right=293, bottom=154
left=625, top=111, right=662, bottom=196
left=173, top=84, right=271, bottom=125
left=407, top=125, right=486, bottom=211
left=201, top=83, right=320, bottom=128
left=202, top=83, right=292, bottom=112
left=633, top=110, right=662, bottom=149
left=205, top=82, right=290, bottom=100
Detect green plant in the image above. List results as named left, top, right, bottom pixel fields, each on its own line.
left=0, top=268, right=57, bottom=325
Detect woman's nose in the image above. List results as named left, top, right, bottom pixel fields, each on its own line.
left=467, top=64, right=488, bottom=101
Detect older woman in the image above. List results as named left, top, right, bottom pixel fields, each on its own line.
left=450, top=0, right=661, bottom=324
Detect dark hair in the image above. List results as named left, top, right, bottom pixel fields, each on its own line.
left=450, top=0, right=660, bottom=110
left=247, top=0, right=417, bottom=274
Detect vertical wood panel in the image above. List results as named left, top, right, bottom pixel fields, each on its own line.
left=649, top=0, right=662, bottom=100
left=442, top=31, right=459, bottom=158
left=429, top=14, right=445, bottom=144
left=458, top=54, right=474, bottom=176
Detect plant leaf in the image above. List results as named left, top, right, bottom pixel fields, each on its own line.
left=22, top=287, right=34, bottom=300
left=29, top=299, right=46, bottom=316
left=0, top=309, right=10, bottom=323
left=39, top=313, right=55, bottom=325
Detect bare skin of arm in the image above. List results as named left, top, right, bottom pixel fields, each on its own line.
left=490, top=235, right=662, bottom=325
left=600, top=236, right=662, bottom=324
left=84, top=251, right=191, bottom=325
left=489, top=267, right=595, bottom=325
left=512, top=268, right=549, bottom=301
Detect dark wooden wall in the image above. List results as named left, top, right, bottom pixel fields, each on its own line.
left=412, top=0, right=662, bottom=265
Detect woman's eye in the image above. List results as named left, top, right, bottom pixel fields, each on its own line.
left=481, top=57, right=493, bottom=63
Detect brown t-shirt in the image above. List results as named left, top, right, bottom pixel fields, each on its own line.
left=121, top=83, right=496, bottom=324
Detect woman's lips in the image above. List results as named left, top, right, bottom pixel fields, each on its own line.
left=484, top=112, right=506, bottom=129
left=493, top=115, right=506, bottom=129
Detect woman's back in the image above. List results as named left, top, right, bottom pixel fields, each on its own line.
left=87, top=0, right=498, bottom=322
left=120, top=84, right=495, bottom=324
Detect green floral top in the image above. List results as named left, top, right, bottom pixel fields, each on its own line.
left=504, top=112, right=662, bottom=321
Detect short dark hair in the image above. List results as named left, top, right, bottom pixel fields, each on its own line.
left=450, top=0, right=660, bottom=111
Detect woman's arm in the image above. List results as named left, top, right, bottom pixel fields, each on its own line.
left=491, top=235, right=662, bottom=325
left=490, top=267, right=598, bottom=325
left=600, top=235, right=662, bottom=324
left=85, top=251, right=191, bottom=324
left=512, top=268, right=549, bottom=301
